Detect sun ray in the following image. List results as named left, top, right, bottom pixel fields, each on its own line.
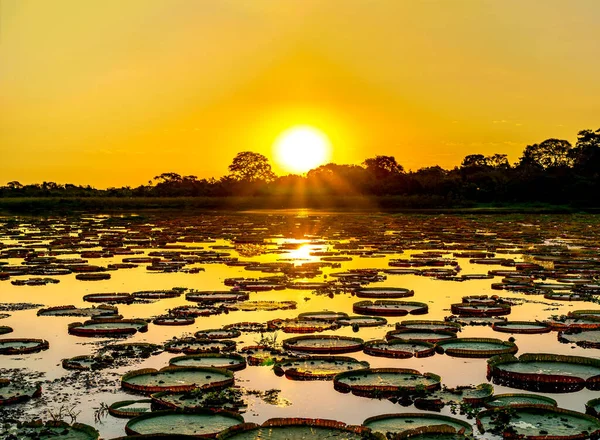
left=273, top=126, right=331, bottom=174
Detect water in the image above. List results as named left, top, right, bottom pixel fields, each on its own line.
left=1, top=211, right=600, bottom=439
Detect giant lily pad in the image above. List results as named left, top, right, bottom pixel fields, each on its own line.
left=364, top=339, right=435, bottom=359
left=477, top=405, right=600, bottom=439
left=355, top=287, right=414, bottom=299
left=5, top=421, right=99, bottom=439
left=0, top=378, right=41, bottom=405
left=151, top=388, right=245, bottom=412
left=273, top=356, right=370, bottom=380
left=217, top=418, right=373, bottom=439
left=68, top=319, right=148, bottom=337
left=333, top=368, right=441, bottom=397
left=169, top=353, right=246, bottom=371
left=282, top=335, right=364, bottom=354
left=435, top=337, right=518, bottom=358
left=122, top=366, right=234, bottom=394
left=125, top=409, right=244, bottom=437
left=484, top=393, right=557, bottom=408
left=0, top=338, right=49, bottom=354
left=487, top=353, right=600, bottom=392
left=353, top=300, right=428, bottom=316
left=164, top=338, right=236, bottom=354
left=364, top=413, right=473, bottom=436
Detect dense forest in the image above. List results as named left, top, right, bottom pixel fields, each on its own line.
left=2, top=128, right=599, bottom=208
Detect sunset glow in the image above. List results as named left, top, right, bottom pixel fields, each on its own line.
left=273, top=126, right=332, bottom=174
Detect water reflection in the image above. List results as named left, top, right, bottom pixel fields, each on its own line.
left=1, top=211, right=600, bottom=438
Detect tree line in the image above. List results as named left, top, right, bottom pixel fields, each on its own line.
left=2, top=128, right=599, bottom=206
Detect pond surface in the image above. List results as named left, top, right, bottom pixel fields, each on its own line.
left=1, top=211, right=600, bottom=438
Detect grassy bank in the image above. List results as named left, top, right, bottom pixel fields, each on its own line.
left=0, top=196, right=595, bottom=215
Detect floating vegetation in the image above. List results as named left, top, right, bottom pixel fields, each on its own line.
left=68, top=318, right=148, bottom=337
left=363, top=339, right=435, bottom=359
left=216, top=418, right=374, bottom=439
left=0, top=378, right=41, bottom=406
left=491, top=320, right=552, bottom=334
left=267, top=318, right=339, bottom=333
left=395, top=320, right=462, bottom=333
left=185, top=290, right=249, bottom=303
left=0, top=421, right=99, bottom=440
left=227, top=300, right=297, bottom=312
left=558, top=329, right=600, bottom=348
left=282, top=335, right=364, bottom=354
left=121, top=366, right=234, bottom=394
left=194, top=328, right=242, bottom=339
left=82, top=292, right=133, bottom=304
left=363, top=413, right=473, bottom=436
left=0, top=326, right=13, bottom=335
left=487, top=353, right=600, bottom=393
left=37, top=304, right=119, bottom=318
left=169, top=353, right=247, bottom=371
left=354, top=287, right=415, bottom=299
left=62, top=355, right=114, bottom=371
left=477, top=405, right=600, bottom=439
left=484, top=393, right=557, bottom=408
left=274, top=356, right=370, bottom=380
left=435, top=337, right=518, bottom=358
left=101, top=342, right=163, bottom=359
left=151, top=387, right=246, bottom=412
left=296, top=311, right=349, bottom=321
left=125, top=409, right=244, bottom=437
left=386, top=328, right=457, bottom=344
left=415, top=383, right=494, bottom=410
left=450, top=303, right=511, bottom=317
left=0, top=338, right=49, bottom=355
left=333, top=368, right=441, bottom=397
left=108, top=399, right=153, bottom=418
left=353, top=300, right=428, bottom=316
left=153, top=315, right=195, bottom=326
left=164, top=338, right=236, bottom=354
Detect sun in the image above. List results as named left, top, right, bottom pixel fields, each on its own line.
left=273, top=126, right=332, bottom=174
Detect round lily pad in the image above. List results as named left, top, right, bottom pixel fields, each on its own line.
left=133, top=290, right=183, bottom=300
left=68, top=319, right=148, bottom=337
left=0, top=338, right=49, bottom=355
left=108, top=399, right=153, bottom=418
left=151, top=388, right=245, bottom=412
left=226, top=300, right=297, bottom=312
left=415, top=383, right=494, bottom=410
left=296, top=311, right=349, bottom=321
left=217, top=418, right=373, bottom=439
left=82, top=292, right=133, bottom=304
left=267, top=318, right=339, bottom=333
left=153, top=315, right=195, bottom=326
left=487, top=353, right=600, bottom=392
left=240, top=345, right=283, bottom=366
left=122, top=366, right=234, bottom=393
left=395, top=320, right=462, bottom=333
left=355, top=287, right=414, bottom=299
left=194, top=328, right=242, bottom=339
left=223, top=322, right=269, bottom=333
left=353, top=300, right=428, bottom=316
left=273, top=356, right=370, bottom=380
left=492, top=321, right=552, bottom=334
left=125, top=409, right=243, bottom=437
left=386, top=329, right=457, bottom=344
left=333, top=368, right=441, bottom=397
left=169, top=305, right=225, bottom=317
left=165, top=338, right=236, bottom=354
left=435, top=337, right=518, bottom=358
left=37, top=305, right=118, bottom=318
left=364, top=413, right=473, bottom=436
left=337, top=316, right=388, bottom=328
left=477, top=405, right=600, bottom=439
left=186, top=291, right=249, bottom=303
left=282, top=335, right=364, bottom=354
left=364, top=339, right=435, bottom=359
left=559, top=329, right=600, bottom=348
left=484, top=393, right=557, bottom=408
left=169, top=353, right=247, bottom=371
left=451, top=303, right=511, bottom=317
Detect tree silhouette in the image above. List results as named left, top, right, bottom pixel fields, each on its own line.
left=228, top=151, right=276, bottom=183
left=519, top=138, right=572, bottom=169
left=363, top=155, right=404, bottom=176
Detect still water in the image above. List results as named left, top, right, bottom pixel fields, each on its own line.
left=1, top=211, right=599, bottom=438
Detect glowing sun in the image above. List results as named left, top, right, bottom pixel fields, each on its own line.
left=273, top=126, right=332, bottom=173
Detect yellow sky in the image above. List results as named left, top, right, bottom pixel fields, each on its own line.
left=1, top=0, right=599, bottom=187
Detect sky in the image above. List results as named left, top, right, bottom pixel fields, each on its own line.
left=1, top=0, right=599, bottom=188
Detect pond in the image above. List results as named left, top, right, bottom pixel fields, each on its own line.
left=1, top=211, right=600, bottom=438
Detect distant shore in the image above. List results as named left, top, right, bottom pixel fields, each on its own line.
left=0, top=196, right=596, bottom=215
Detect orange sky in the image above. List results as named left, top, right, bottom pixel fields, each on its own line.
left=1, top=0, right=599, bottom=188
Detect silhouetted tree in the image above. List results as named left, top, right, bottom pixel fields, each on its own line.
left=569, top=128, right=600, bottom=176
left=228, top=152, right=276, bottom=183
left=519, top=138, right=573, bottom=169
left=363, top=155, right=404, bottom=176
